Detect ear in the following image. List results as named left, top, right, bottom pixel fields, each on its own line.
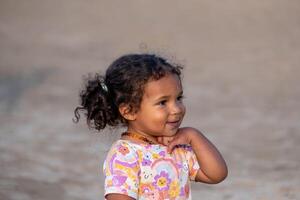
left=118, top=104, right=137, bottom=121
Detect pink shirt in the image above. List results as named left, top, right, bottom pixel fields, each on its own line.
left=103, top=140, right=200, bottom=200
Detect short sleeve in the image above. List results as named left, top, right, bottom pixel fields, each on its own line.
left=103, top=141, right=140, bottom=199
left=186, top=146, right=200, bottom=181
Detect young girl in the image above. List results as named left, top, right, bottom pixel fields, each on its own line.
left=74, top=54, right=227, bottom=200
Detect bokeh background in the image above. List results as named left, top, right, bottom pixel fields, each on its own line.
left=1, top=0, right=300, bottom=199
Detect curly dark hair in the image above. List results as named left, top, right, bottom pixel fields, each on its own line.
left=73, top=54, right=183, bottom=131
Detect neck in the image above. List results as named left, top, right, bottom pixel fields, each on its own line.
left=124, top=128, right=159, bottom=144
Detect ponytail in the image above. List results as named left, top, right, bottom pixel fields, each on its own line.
left=73, top=73, right=121, bottom=131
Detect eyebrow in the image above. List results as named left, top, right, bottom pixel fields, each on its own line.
left=154, top=91, right=183, bottom=102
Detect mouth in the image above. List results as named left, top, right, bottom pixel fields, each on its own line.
left=166, top=119, right=181, bottom=128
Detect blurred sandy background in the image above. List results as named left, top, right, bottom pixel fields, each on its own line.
left=1, top=0, right=300, bottom=199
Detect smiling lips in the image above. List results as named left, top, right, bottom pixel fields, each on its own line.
left=166, top=119, right=181, bottom=128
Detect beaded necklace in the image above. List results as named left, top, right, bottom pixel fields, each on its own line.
left=121, top=132, right=157, bottom=145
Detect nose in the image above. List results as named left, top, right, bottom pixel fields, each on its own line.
left=171, top=101, right=185, bottom=115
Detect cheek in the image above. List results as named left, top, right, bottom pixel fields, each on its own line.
left=151, top=110, right=168, bottom=121
left=180, top=104, right=186, bottom=115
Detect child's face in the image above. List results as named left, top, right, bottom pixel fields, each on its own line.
left=128, top=74, right=185, bottom=137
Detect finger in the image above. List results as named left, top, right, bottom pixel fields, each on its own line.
left=157, top=137, right=163, bottom=144
left=167, top=138, right=181, bottom=153
left=157, top=136, right=174, bottom=146
left=166, top=136, right=177, bottom=146
left=157, top=136, right=170, bottom=145
left=164, top=137, right=170, bottom=145
left=160, top=137, right=168, bottom=146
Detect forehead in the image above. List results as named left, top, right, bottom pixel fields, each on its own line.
left=143, top=74, right=182, bottom=99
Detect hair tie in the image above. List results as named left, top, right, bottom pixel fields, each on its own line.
left=100, top=81, right=108, bottom=92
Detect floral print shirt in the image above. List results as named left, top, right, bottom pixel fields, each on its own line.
left=103, top=140, right=200, bottom=200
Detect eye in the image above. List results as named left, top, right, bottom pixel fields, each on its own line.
left=177, top=95, right=184, bottom=102
left=158, top=100, right=167, bottom=106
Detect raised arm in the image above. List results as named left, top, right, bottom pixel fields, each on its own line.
left=158, top=127, right=228, bottom=184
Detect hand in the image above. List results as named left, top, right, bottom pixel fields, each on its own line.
left=157, top=127, right=195, bottom=153
left=159, top=127, right=228, bottom=183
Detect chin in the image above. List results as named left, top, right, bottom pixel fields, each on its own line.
left=166, top=129, right=179, bottom=136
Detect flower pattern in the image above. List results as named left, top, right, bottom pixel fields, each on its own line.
left=103, top=140, right=200, bottom=200
left=141, top=158, right=152, bottom=166
left=153, top=171, right=171, bottom=191
left=169, top=181, right=180, bottom=198
left=118, top=145, right=129, bottom=155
